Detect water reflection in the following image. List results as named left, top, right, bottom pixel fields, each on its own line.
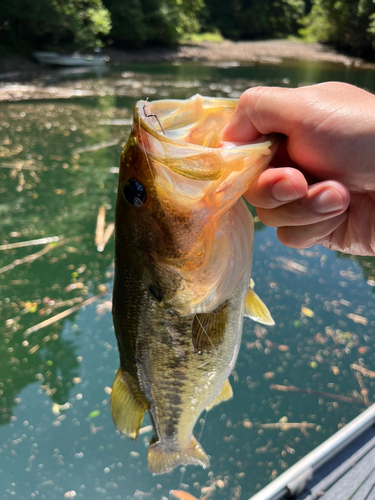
left=1, top=319, right=80, bottom=425
left=0, top=59, right=375, bottom=499
left=0, top=98, right=120, bottom=427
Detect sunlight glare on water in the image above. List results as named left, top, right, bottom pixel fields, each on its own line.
left=0, top=60, right=375, bottom=500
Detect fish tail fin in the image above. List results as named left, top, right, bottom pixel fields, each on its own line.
left=110, top=367, right=148, bottom=440
left=147, top=436, right=210, bottom=474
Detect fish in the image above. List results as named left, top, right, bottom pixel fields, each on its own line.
left=111, top=94, right=280, bottom=474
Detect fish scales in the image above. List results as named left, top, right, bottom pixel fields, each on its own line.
left=111, top=94, right=280, bottom=474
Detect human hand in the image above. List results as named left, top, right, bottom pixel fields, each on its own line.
left=221, top=82, right=375, bottom=256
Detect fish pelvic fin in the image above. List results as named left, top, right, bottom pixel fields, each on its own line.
left=110, top=367, right=148, bottom=440
left=206, top=378, right=233, bottom=411
left=244, top=286, right=275, bottom=326
left=147, top=436, right=209, bottom=474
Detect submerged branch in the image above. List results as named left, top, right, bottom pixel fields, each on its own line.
left=0, top=162, right=43, bottom=171
left=351, top=363, right=375, bottom=379
left=354, top=371, right=370, bottom=406
left=0, top=236, right=61, bottom=251
left=72, top=138, right=120, bottom=155
left=95, top=206, right=106, bottom=248
left=270, top=384, right=370, bottom=407
left=24, top=291, right=107, bottom=336
left=0, top=237, right=79, bottom=274
left=95, top=206, right=114, bottom=252
left=259, top=422, right=317, bottom=430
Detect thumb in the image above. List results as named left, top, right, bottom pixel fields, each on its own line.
left=221, top=86, right=296, bottom=143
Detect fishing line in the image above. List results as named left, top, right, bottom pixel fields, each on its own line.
left=138, top=103, right=177, bottom=239
left=197, top=409, right=207, bottom=443
left=178, top=465, right=186, bottom=490
left=138, top=105, right=156, bottom=183
left=194, top=315, right=218, bottom=354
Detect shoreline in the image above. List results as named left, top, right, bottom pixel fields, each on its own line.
left=0, top=39, right=374, bottom=101
left=106, top=39, right=371, bottom=67
left=1, top=39, right=373, bottom=78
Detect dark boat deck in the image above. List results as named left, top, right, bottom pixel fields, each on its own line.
left=249, top=405, right=375, bottom=500
left=297, top=425, right=375, bottom=500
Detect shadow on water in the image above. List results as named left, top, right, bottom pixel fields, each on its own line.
left=0, top=59, right=375, bottom=499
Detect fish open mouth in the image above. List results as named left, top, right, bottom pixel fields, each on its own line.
left=133, top=94, right=281, bottom=182
left=136, top=93, right=279, bottom=147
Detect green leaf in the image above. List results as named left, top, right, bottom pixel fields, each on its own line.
left=88, top=410, right=100, bottom=419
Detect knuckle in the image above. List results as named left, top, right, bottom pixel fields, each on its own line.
left=241, top=86, right=268, bottom=107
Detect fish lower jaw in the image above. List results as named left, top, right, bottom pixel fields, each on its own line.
left=147, top=436, right=209, bottom=474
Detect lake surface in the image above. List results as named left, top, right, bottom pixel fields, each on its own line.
left=1, top=58, right=375, bottom=500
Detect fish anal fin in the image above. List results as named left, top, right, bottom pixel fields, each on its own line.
left=110, top=367, right=149, bottom=440
left=147, top=436, right=209, bottom=474
left=244, top=287, right=275, bottom=325
left=206, top=378, right=233, bottom=411
left=192, top=300, right=229, bottom=353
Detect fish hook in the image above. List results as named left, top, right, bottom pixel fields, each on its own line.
left=142, top=103, right=166, bottom=135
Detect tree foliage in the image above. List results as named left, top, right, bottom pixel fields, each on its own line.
left=300, top=0, right=375, bottom=57
left=0, top=0, right=375, bottom=60
left=0, top=0, right=111, bottom=50
left=202, top=0, right=305, bottom=39
left=102, top=0, right=204, bottom=45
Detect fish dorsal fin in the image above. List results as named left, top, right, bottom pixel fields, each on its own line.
left=244, top=287, right=275, bottom=325
left=110, top=367, right=149, bottom=440
left=192, top=299, right=229, bottom=353
left=206, top=378, right=233, bottom=411
left=147, top=436, right=209, bottom=474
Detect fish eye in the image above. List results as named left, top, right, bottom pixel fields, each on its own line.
left=123, top=179, right=147, bottom=207
left=148, top=284, right=163, bottom=302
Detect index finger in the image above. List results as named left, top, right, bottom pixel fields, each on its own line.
left=221, top=86, right=297, bottom=142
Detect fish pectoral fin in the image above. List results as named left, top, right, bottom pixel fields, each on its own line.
left=147, top=436, right=209, bottom=474
left=192, top=299, right=229, bottom=353
left=110, top=367, right=148, bottom=440
left=244, top=287, right=275, bottom=325
left=206, top=378, right=233, bottom=411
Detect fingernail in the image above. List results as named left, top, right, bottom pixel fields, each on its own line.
left=312, top=189, right=344, bottom=214
left=272, top=179, right=301, bottom=202
left=221, top=112, right=259, bottom=142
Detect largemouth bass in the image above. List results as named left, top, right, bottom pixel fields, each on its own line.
left=111, top=94, right=280, bottom=474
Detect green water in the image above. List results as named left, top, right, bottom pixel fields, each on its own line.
left=1, top=59, right=375, bottom=500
